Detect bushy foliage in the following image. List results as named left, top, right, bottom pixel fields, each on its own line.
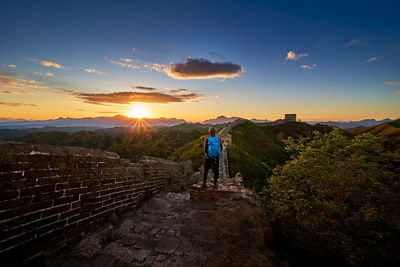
left=263, top=128, right=400, bottom=265
left=227, top=121, right=329, bottom=190
left=169, top=135, right=207, bottom=170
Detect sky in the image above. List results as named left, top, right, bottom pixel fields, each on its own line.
left=1, top=0, right=399, bottom=122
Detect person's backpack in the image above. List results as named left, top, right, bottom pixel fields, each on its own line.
left=207, top=136, right=221, bottom=158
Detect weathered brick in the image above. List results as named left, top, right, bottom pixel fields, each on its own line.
left=59, top=208, right=80, bottom=220
left=20, top=185, right=55, bottom=197
left=0, top=190, right=19, bottom=201
left=53, top=195, right=79, bottom=206
left=55, top=182, right=81, bottom=190
left=17, top=200, right=53, bottom=216
left=67, top=211, right=90, bottom=224
left=24, top=169, right=59, bottom=178
left=41, top=204, right=70, bottom=218
left=32, top=191, right=64, bottom=203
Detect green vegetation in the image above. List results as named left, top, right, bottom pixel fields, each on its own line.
left=227, top=121, right=331, bottom=191
left=12, top=124, right=208, bottom=162
left=169, top=135, right=207, bottom=170
left=262, top=128, right=400, bottom=265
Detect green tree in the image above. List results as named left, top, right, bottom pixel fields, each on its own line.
left=264, top=128, right=400, bottom=265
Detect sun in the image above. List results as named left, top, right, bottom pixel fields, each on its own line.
left=126, top=106, right=151, bottom=119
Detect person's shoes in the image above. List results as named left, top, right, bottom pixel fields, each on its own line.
left=201, top=184, right=207, bottom=190
left=213, top=184, right=219, bottom=190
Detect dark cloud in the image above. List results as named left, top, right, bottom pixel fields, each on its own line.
left=74, top=91, right=202, bottom=105
left=0, top=102, right=38, bottom=107
left=164, top=57, right=243, bottom=79
left=134, top=86, right=157, bottom=91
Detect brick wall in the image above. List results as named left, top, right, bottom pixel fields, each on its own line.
left=0, top=141, right=192, bottom=263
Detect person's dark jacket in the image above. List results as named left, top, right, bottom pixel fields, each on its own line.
left=204, top=136, right=223, bottom=155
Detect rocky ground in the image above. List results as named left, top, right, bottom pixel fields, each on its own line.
left=33, top=177, right=280, bottom=266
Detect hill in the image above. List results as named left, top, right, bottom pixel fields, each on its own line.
left=227, top=121, right=333, bottom=190
left=0, top=115, right=186, bottom=129
left=11, top=123, right=208, bottom=162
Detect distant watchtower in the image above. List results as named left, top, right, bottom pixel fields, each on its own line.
left=284, top=114, right=296, bottom=122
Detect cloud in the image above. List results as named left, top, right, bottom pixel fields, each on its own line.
left=110, top=59, right=140, bottom=69
left=134, top=86, right=157, bottom=91
left=164, top=57, right=243, bottom=80
left=366, top=57, right=377, bottom=63
left=326, top=94, right=335, bottom=98
left=0, top=102, right=37, bottom=107
left=121, top=58, right=133, bottom=63
left=300, top=64, right=317, bottom=70
left=40, top=60, right=64, bottom=69
left=0, top=74, right=47, bottom=89
left=75, top=91, right=203, bottom=105
left=52, top=88, right=80, bottom=95
left=9, top=64, right=16, bottom=68
left=46, top=72, right=54, bottom=77
left=384, top=81, right=400, bottom=85
left=143, top=63, right=167, bottom=72
left=84, top=68, right=102, bottom=75
left=169, top=88, right=190, bottom=94
left=345, top=39, right=360, bottom=47
left=0, top=90, right=33, bottom=95
left=286, top=51, right=308, bottom=61
left=396, top=90, right=400, bottom=95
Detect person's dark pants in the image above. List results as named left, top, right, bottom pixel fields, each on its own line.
left=203, top=156, right=219, bottom=186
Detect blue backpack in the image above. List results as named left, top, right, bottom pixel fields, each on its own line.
left=207, top=136, right=221, bottom=158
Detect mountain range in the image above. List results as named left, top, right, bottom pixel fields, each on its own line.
left=0, top=115, right=394, bottom=130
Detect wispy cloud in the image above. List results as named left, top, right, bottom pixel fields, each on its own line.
left=110, top=59, right=140, bottom=69
left=84, top=68, right=102, bottom=75
left=0, top=74, right=47, bottom=89
left=143, top=63, right=166, bottom=72
left=0, top=90, right=33, bottom=95
left=366, top=57, right=377, bottom=63
left=164, top=57, right=243, bottom=80
left=46, top=72, right=54, bottom=77
left=326, top=94, right=335, bottom=98
left=40, top=60, right=64, bottom=69
left=345, top=39, right=360, bottom=47
left=396, top=90, right=400, bottom=95
left=384, top=81, right=400, bottom=85
left=300, top=64, right=317, bottom=70
left=286, top=51, right=308, bottom=61
left=169, top=88, right=190, bottom=94
left=9, top=64, right=16, bottom=68
left=134, top=86, right=157, bottom=91
left=0, top=102, right=37, bottom=107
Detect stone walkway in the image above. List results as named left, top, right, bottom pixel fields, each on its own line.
left=38, top=178, right=279, bottom=266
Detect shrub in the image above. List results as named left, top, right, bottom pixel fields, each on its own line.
left=263, top=128, right=400, bottom=265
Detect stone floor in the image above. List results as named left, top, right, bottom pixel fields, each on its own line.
left=37, top=178, right=279, bottom=266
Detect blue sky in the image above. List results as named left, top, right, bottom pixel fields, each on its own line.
left=1, top=0, right=399, bottom=121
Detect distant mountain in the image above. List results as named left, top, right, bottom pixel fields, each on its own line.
left=0, top=115, right=186, bottom=129
left=250, top=118, right=271, bottom=123
left=348, top=118, right=400, bottom=138
left=201, top=115, right=241, bottom=125
left=307, top=118, right=393, bottom=129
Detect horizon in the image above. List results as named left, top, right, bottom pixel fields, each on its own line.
left=0, top=113, right=396, bottom=124
left=1, top=1, right=399, bottom=122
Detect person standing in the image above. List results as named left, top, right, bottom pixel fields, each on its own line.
left=203, top=127, right=223, bottom=189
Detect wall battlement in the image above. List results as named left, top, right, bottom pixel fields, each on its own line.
left=0, top=141, right=193, bottom=263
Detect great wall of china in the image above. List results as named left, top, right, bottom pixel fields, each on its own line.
left=0, top=123, right=279, bottom=266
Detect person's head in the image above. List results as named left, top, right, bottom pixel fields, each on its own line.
left=209, top=127, right=216, bottom=137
